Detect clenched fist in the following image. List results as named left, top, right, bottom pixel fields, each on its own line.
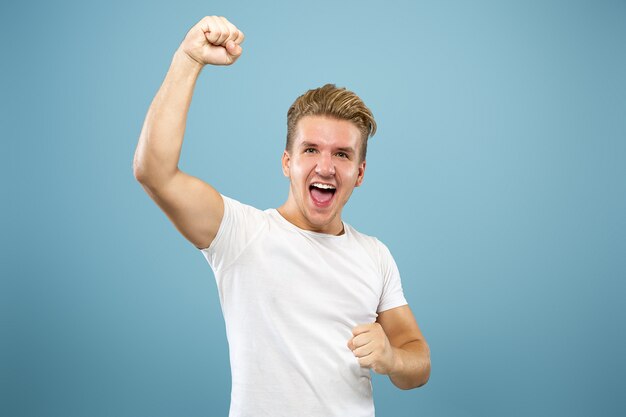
left=179, top=16, right=245, bottom=66
left=347, top=322, right=398, bottom=375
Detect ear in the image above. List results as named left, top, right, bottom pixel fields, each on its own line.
left=355, top=159, right=366, bottom=187
left=281, top=150, right=291, bottom=177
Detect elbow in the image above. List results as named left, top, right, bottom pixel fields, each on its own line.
left=399, top=361, right=430, bottom=390
left=396, top=347, right=431, bottom=390
left=407, top=370, right=431, bottom=391
left=132, top=153, right=176, bottom=188
left=133, top=155, right=153, bottom=185
left=133, top=161, right=146, bottom=183
left=133, top=146, right=154, bottom=184
left=132, top=150, right=145, bottom=182
left=415, top=359, right=431, bottom=389
left=414, top=347, right=431, bottom=388
left=398, top=340, right=430, bottom=390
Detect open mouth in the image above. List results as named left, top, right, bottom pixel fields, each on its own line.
left=309, top=182, right=336, bottom=207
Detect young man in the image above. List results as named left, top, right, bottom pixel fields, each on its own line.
left=134, top=15, right=430, bottom=417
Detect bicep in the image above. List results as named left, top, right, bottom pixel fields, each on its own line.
left=140, top=170, right=224, bottom=249
left=376, top=305, right=427, bottom=348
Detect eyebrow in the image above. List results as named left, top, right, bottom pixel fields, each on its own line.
left=300, top=141, right=356, bottom=154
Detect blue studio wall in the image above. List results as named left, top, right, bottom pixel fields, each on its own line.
left=2, top=1, right=625, bottom=416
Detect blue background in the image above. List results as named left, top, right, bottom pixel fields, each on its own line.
left=2, top=0, right=625, bottom=416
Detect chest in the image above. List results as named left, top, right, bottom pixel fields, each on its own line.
left=227, top=230, right=382, bottom=326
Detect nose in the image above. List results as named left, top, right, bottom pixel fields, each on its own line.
left=315, top=152, right=335, bottom=177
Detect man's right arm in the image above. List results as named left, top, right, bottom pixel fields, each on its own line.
left=133, top=16, right=244, bottom=249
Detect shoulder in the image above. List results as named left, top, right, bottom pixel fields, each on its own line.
left=345, top=223, right=391, bottom=264
left=222, top=194, right=264, bottom=214
left=210, top=194, right=270, bottom=245
left=220, top=194, right=271, bottom=223
left=200, top=195, right=271, bottom=270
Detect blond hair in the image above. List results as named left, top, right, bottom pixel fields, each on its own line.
left=286, top=84, right=376, bottom=162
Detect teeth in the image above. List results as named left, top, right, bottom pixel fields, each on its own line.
left=311, top=183, right=336, bottom=190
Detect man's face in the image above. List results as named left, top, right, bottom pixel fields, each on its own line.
left=281, top=115, right=366, bottom=234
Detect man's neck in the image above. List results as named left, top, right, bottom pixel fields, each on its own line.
left=276, top=204, right=344, bottom=236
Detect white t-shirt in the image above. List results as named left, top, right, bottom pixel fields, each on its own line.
left=200, top=195, right=408, bottom=417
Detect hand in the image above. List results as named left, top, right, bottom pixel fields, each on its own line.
left=347, top=322, right=397, bottom=375
left=179, top=15, right=245, bottom=67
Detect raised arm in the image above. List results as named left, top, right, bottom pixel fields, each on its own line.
left=133, top=16, right=244, bottom=249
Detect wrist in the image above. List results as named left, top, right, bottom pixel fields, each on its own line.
left=172, top=48, right=205, bottom=75
left=388, top=346, right=405, bottom=376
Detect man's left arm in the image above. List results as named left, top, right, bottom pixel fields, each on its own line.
left=348, top=305, right=431, bottom=390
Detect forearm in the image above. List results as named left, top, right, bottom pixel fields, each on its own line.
left=133, top=49, right=203, bottom=187
left=388, top=340, right=431, bottom=390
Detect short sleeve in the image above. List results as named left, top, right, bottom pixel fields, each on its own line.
left=199, top=195, right=266, bottom=272
left=376, top=240, right=408, bottom=313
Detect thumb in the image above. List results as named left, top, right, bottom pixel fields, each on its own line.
left=226, top=40, right=243, bottom=58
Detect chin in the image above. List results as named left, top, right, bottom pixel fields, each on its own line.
left=308, top=207, right=340, bottom=228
